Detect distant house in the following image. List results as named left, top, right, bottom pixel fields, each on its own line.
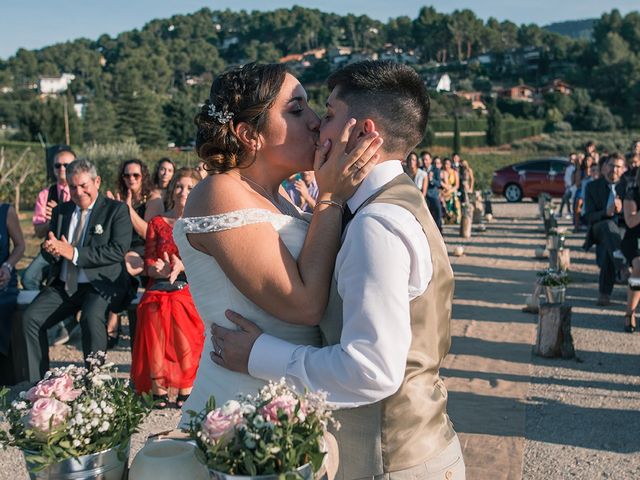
left=542, top=79, right=573, bottom=96
left=327, top=46, right=353, bottom=65
left=503, top=46, right=543, bottom=72
left=455, top=91, right=487, bottom=111
left=222, top=36, right=239, bottom=49
left=73, top=102, right=86, bottom=119
left=0, top=86, right=13, bottom=94
left=279, top=53, right=304, bottom=64
left=499, top=84, right=536, bottom=102
left=425, top=73, right=452, bottom=92
left=38, top=73, right=75, bottom=95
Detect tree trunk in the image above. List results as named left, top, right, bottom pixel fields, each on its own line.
left=536, top=305, right=575, bottom=358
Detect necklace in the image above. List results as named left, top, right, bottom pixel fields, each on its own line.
left=232, top=171, right=297, bottom=217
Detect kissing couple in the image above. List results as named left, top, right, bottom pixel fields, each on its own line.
left=173, top=60, right=465, bottom=480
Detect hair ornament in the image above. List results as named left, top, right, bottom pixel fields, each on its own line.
left=207, top=101, right=234, bottom=124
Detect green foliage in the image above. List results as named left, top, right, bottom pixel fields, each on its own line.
left=163, top=91, right=198, bottom=147
left=487, top=102, right=503, bottom=146
left=452, top=115, right=462, bottom=154
left=81, top=140, right=142, bottom=190
left=512, top=130, right=640, bottom=153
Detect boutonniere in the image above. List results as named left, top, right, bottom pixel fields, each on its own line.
left=92, top=224, right=104, bottom=235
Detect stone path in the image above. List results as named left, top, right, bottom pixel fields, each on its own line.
left=2, top=200, right=639, bottom=479
left=442, top=200, right=640, bottom=479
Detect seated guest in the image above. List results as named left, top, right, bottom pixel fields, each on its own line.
left=22, top=147, right=75, bottom=290
left=146, top=157, right=176, bottom=219
left=427, top=156, right=444, bottom=232
left=105, top=159, right=154, bottom=348
left=19, top=159, right=132, bottom=382
left=573, top=155, right=595, bottom=230
left=131, top=168, right=204, bottom=409
left=442, top=157, right=461, bottom=224
left=22, top=147, right=77, bottom=346
left=622, top=168, right=640, bottom=332
left=405, top=152, right=428, bottom=197
left=0, top=202, right=25, bottom=384
left=194, top=160, right=208, bottom=180
left=420, top=150, right=432, bottom=172
left=583, top=153, right=626, bottom=306
left=294, top=171, right=319, bottom=213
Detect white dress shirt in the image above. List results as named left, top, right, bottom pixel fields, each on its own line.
left=248, top=160, right=433, bottom=408
left=59, top=200, right=96, bottom=285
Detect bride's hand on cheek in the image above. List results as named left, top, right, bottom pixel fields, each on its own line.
left=314, top=118, right=383, bottom=204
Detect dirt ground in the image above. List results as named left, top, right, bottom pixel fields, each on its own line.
left=1, top=199, right=639, bottom=479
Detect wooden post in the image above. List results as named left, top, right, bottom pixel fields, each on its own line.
left=460, top=203, right=473, bottom=238
left=471, top=191, right=485, bottom=224
left=536, top=304, right=575, bottom=358
left=558, top=249, right=570, bottom=271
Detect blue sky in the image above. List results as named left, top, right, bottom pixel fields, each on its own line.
left=1, top=1, right=637, bottom=59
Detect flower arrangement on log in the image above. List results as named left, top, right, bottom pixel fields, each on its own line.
left=537, top=268, right=570, bottom=287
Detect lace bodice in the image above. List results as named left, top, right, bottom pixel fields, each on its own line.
left=180, top=208, right=309, bottom=234
left=173, top=208, right=320, bottom=426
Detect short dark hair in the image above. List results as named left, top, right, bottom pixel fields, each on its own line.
left=53, top=145, right=76, bottom=162
left=327, top=61, right=430, bottom=155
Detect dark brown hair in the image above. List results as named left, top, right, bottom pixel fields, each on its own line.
left=327, top=60, right=430, bottom=155
left=117, top=159, right=153, bottom=202
left=195, top=63, right=288, bottom=174
left=165, top=167, right=202, bottom=211
left=152, top=157, right=176, bottom=188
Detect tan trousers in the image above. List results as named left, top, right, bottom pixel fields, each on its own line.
left=369, top=436, right=465, bottom=480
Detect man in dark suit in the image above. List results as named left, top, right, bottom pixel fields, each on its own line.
left=20, top=159, right=132, bottom=382
left=583, top=153, right=626, bottom=305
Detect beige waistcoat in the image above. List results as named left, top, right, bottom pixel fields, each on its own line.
left=320, top=174, right=456, bottom=479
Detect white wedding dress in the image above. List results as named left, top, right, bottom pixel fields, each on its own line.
left=173, top=208, right=322, bottom=425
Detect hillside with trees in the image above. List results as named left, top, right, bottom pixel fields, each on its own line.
left=0, top=6, right=638, bottom=149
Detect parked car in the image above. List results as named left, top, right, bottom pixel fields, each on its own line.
left=491, top=157, right=569, bottom=202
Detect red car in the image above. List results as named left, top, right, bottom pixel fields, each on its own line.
left=491, top=157, right=569, bottom=202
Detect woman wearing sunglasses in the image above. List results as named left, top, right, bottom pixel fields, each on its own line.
left=106, top=159, right=155, bottom=348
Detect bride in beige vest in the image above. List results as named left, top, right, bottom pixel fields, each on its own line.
left=210, top=61, right=465, bottom=480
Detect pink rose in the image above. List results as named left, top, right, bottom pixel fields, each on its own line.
left=26, top=375, right=82, bottom=402
left=261, top=394, right=298, bottom=424
left=202, top=407, right=243, bottom=443
left=27, top=398, right=70, bottom=436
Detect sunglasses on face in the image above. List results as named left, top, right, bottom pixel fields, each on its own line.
left=54, top=163, right=70, bottom=169
left=122, top=173, right=141, bottom=179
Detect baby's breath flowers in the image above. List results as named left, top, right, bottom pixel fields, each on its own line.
left=187, top=379, right=337, bottom=476
left=0, top=352, right=152, bottom=472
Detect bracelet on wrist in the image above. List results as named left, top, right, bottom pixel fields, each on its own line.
left=1, top=262, right=13, bottom=273
left=314, top=199, right=344, bottom=214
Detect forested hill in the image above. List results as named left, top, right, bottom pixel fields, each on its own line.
left=0, top=7, right=639, bottom=148
left=544, top=19, right=596, bottom=39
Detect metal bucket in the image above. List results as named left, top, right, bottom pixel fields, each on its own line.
left=209, top=463, right=313, bottom=480
left=544, top=286, right=566, bottom=304
left=25, top=442, right=129, bottom=480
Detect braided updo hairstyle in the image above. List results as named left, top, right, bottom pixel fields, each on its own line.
left=195, top=63, right=288, bottom=174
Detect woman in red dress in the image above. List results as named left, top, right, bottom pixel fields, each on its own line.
left=131, top=167, right=204, bottom=408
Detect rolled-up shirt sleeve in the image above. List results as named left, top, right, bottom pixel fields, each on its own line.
left=248, top=205, right=430, bottom=408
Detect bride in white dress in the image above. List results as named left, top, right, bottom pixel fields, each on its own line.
left=173, top=63, right=382, bottom=424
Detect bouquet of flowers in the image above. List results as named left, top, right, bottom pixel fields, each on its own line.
left=537, top=268, right=570, bottom=287
left=0, top=352, right=152, bottom=472
left=187, top=379, right=337, bottom=477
